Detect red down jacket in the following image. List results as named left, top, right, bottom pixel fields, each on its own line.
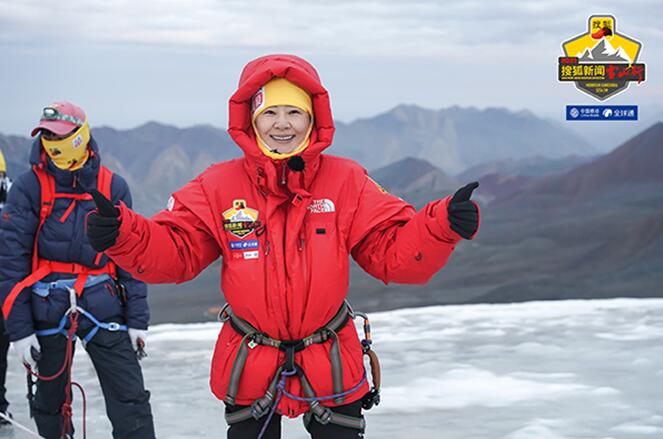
left=106, top=54, right=468, bottom=417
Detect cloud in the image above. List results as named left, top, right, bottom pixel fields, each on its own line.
left=0, top=0, right=659, bottom=135
left=1, top=0, right=659, bottom=57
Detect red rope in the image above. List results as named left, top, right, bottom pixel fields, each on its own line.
left=25, top=313, right=87, bottom=438
left=71, top=382, right=87, bottom=438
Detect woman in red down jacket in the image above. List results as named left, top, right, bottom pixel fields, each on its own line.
left=85, top=54, right=480, bottom=439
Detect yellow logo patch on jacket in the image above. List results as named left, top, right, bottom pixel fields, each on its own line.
left=222, top=199, right=260, bottom=238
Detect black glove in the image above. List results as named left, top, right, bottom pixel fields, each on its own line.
left=447, top=182, right=480, bottom=240
left=87, top=189, right=121, bottom=252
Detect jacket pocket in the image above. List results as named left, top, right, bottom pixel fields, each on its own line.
left=79, top=280, right=124, bottom=323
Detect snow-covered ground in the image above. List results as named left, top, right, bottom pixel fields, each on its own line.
left=4, top=298, right=663, bottom=438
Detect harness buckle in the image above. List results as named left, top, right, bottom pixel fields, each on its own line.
left=106, top=322, right=121, bottom=332
left=352, top=310, right=368, bottom=321
left=250, top=397, right=272, bottom=419
left=66, top=286, right=77, bottom=315
left=361, top=388, right=381, bottom=410
left=279, top=340, right=306, bottom=373
left=311, top=402, right=332, bottom=425
left=345, top=300, right=356, bottom=319
left=217, top=303, right=231, bottom=323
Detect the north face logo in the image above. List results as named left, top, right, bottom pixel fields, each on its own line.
left=308, top=199, right=335, bottom=214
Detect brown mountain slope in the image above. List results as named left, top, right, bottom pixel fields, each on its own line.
left=501, top=122, right=663, bottom=205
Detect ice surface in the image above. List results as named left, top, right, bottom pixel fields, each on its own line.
left=5, top=298, right=663, bottom=438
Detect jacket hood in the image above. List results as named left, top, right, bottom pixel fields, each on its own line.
left=227, top=54, right=335, bottom=194
left=29, top=135, right=102, bottom=191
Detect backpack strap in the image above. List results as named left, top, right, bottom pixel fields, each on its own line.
left=32, top=164, right=55, bottom=271
left=97, top=165, right=113, bottom=199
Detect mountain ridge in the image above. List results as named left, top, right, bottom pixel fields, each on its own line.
left=1, top=105, right=596, bottom=214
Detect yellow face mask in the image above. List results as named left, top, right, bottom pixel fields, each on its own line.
left=41, top=121, right=91, bottom=171
left=0, top=148, right=6, bottom=174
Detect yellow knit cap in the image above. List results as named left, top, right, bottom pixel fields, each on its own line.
left=0, top=149, right=6, bottom=174
left=251, top=78, right=312, bottom=119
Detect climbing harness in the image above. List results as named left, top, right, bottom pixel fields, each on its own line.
left=33, top=274, right=128, bottom=343
left=219, top=301, right=381, bottom=438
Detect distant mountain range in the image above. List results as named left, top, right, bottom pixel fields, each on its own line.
left=457, top=155, right=595, bottom=180
left=93, top=123, right=239, bottom=214
left=456, top=155, right=596, bottom=202
left=370, top=157, right=460, bottom=207
left=0, top=104, right=596, bottom=215
left=332, top=105, right=595, bottom=175
left=500, top=122, right=663, bottom=205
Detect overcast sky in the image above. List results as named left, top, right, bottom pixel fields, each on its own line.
left=0, top=0, right=660, bottom=136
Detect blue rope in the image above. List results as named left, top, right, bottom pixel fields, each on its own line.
left=280, top=372, right=367, bottom=402
left=35, top=313, right=72, bottom=338
left=35, top=307, right=127, bottom=342
left=256, top=369, right=367, bottom=438
left=257, top=369, right=297, bottom=439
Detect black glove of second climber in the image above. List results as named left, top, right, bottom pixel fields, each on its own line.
left=87, top=189, right=121, bottom=252
left=447, top=181, right=480, bottom=240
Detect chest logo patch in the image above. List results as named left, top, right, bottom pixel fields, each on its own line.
left=308, top=198, right=335, bottom=214
left=222, top=199, right=261, bottom=239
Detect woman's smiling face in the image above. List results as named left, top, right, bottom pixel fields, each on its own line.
left=254, top=105, right=311, bottom=154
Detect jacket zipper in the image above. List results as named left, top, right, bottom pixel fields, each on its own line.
left=281, top=163, right=287, bottom=185
left=298, top=230, right=307, bottom=292
left=258, top=224, right=270, bottom=256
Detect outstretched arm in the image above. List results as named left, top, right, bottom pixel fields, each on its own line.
left=87, top=176, right=222, bottom=284
left=348, top=173, right=479, bottom=285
